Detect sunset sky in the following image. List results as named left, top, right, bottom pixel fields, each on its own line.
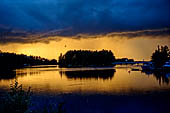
left=0, top=0, right=170, bottom=60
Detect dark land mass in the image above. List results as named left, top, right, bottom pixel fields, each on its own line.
left=0, top=51, right=57, bottom=79
left=58, top=50, right=116, bottom=67
left=0, top=51, right=57, bottom=70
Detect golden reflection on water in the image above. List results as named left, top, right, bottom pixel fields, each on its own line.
left=0, top=66, right=169, bottom=94
left=0, top=36, right=170, bottom=60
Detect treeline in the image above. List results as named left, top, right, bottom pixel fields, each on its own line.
left=58, top=50, right=116, bottom=67
left=0, top=51, right=57, bottom=70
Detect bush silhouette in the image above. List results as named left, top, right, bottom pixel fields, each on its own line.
left=3, top=80, right=32, bottom=113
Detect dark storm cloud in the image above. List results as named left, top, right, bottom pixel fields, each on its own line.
left=0, top=27, right=66, bottom=44
left=0, top=27, right=170, bottom=44
left=0, top=0, right=170, bottom=43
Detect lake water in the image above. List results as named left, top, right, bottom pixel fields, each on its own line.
left=0, top=65, right=170, bottom=95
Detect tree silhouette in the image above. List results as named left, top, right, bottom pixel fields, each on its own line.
left=151, top=45, right=170, bottom=67
left=0, top=51, right=57, bottom=70
left=59, top=50, right=116, bottom=67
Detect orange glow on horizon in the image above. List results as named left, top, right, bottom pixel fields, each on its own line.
left=0, top=36, right=170, bottom=60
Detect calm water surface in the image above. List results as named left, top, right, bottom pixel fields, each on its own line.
left=0, top=65, right=170, bottom=95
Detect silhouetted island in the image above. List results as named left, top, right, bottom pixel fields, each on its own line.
left=58, top=50, right=116, bottom=67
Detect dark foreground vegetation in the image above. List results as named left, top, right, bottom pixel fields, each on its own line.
left=1, top=81, right=170, bottom=113
left=0, top=80, right=32, bottom=113
left=0, top=81, right=65, bottom=113
left=59, top=50, right=116, bottom=67
left=0, top=51, right=57, bottom=70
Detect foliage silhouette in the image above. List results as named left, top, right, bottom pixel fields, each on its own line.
left=0, top=51, right=57, bottom=70
left=1, top=81, right=66, bottom=113
left=59, top=50, right=115, bottom=67
left=151, top=45, right=170, bottom=67
left=2, top=80, right=32, bottom=113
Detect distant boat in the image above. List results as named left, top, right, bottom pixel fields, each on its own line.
left=141, top=62, right=155, bottom=70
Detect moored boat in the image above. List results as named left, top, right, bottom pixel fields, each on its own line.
left=163, top=60, right=170, bottom=70
left=141, top=62, right=155, bottom=70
